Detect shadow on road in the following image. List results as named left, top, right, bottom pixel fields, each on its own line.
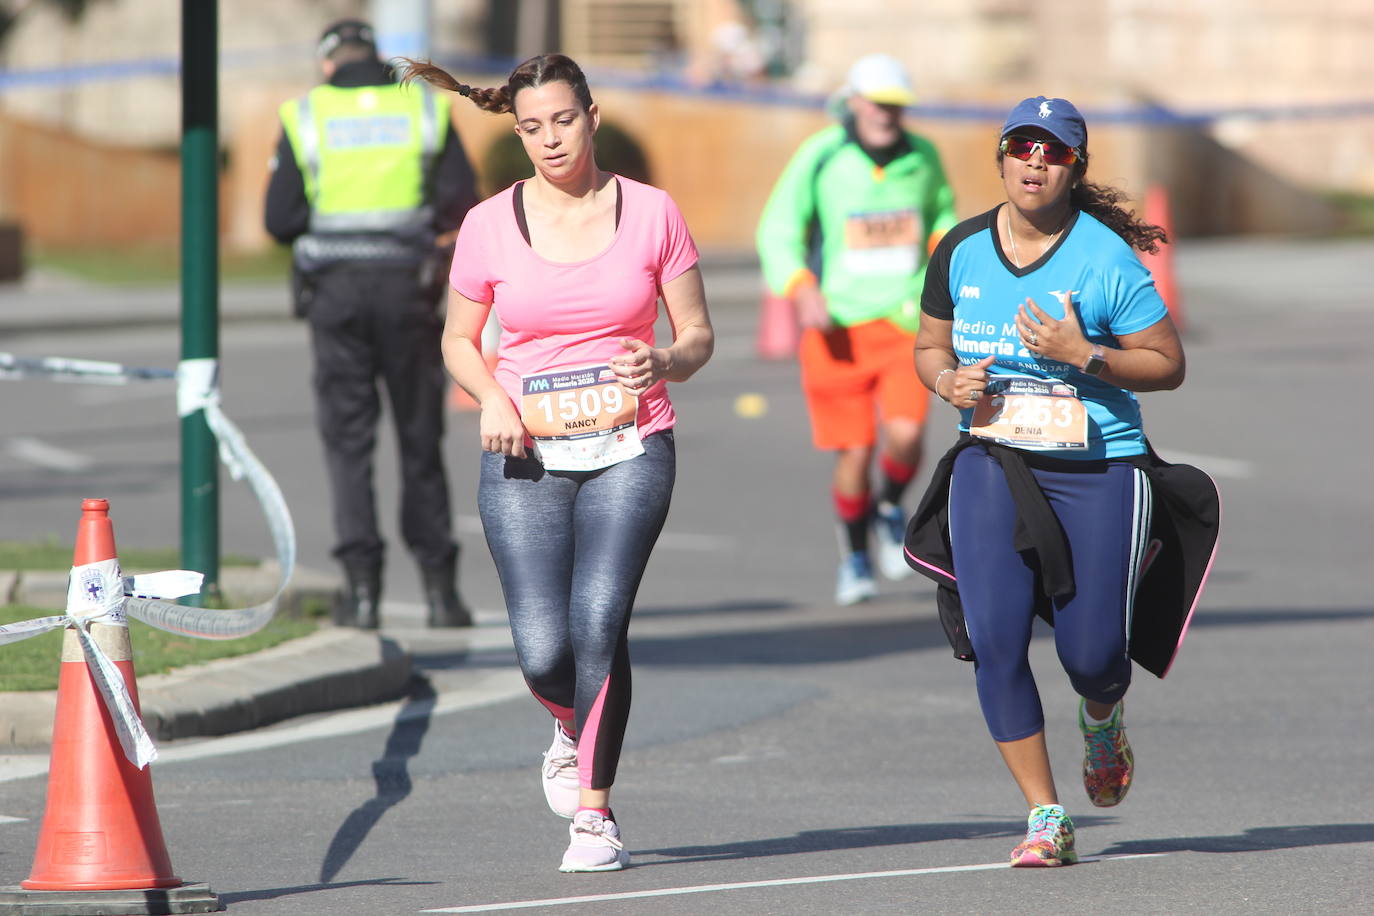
left=1186, top=606, right=1374, bottom=627
left=631, top=615, right=954, bottom=668
left=637, top=818, right=1046, bottom=865
left=633, top=598, right=798, bottom=618
left=316, top=677, right=439, bottom=883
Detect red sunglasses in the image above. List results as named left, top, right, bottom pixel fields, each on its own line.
left=1000, top=135, right=1081, bottom=166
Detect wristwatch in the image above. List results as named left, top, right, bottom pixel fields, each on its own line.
left=1082, top=344, right=1107, bottom=377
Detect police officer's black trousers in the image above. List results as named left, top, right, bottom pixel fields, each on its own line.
left=306, top=265, right=456, bottom=576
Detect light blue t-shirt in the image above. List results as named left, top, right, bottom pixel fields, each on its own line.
left=922, top=206, right=1168, bottom=459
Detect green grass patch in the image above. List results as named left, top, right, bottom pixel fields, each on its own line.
left=0, top=601, right=325, bottom=692
left=1327, top=191, right=1374, bottom=236
left=0, top=539, right=257, bottom=572
left=27, top=244, right=292, bottom=286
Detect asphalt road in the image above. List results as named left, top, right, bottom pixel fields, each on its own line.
left=0, top=239, right=1371, bottom=914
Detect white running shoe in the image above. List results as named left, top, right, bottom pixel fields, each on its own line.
left=559, top=810, right=629, bottom=872
left=541, top=722, right=580, bottom=819
left=873, top=502, right=914, bottom=581
left=835, top=551, right=878, bottom=606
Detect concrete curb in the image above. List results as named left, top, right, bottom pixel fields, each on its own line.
left=0, top=628, right=413, bottom=748
left=0, top=562, right=418, bottom=749
left=138, top=627, right=413, bottom=742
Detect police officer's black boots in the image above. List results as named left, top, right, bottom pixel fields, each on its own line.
left=421, top=560, right=473, bottom=628
left=334, top=566, right=382, bottom=629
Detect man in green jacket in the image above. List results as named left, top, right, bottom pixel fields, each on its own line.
left=757, top=53, right=957, bottom=605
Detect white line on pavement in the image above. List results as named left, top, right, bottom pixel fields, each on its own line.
left=455, top=515, right=735, bottom=551
left=0, top=668, right=529, bottom=784
left=421, top=854, right=1167, bottom=912
left=5, top=436, right=94, bottom=472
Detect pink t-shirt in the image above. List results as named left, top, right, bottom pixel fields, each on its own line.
left=449, top=176, right=700, bottom=438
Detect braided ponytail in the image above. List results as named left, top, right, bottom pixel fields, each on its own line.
left=398, top=59, right=512, bottom=113
left=397, top=54, right=593, bottom=118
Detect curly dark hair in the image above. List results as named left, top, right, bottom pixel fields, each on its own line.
left=998, top=149, right=1168, bottom=254
left=397, top=53, right=594, bottom=116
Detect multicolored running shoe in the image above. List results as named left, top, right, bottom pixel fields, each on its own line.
left=1080, top=699, right=1134, bottom=807
left=1010, top=804, right=1078, bottom=867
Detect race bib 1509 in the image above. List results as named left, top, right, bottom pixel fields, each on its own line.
left=520, top=365, right=643, bottom=471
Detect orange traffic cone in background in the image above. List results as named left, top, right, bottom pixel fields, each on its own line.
left=448, top=350, right=498, bottom=412
left=21, top=499, right=182, bottom=893
left=756, top=291, right=800, bottom=360
left=449, top=314, right=501, bottom=411
left=1140, top=184, right=1185, bottom=334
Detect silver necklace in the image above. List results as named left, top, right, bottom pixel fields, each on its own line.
left=1005, top=208, right=1066, bottom=268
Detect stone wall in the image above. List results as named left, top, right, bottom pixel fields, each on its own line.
left=0, top=0, right=1366, bottom=252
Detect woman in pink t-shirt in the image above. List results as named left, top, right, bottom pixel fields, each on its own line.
left=405, top=54, right=714, bottom=873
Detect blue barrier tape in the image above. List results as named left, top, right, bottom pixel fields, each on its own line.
left=3, top=44, right=1373, bottom=125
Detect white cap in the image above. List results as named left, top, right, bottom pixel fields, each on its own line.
left=843, top=54, right=915, bottom=106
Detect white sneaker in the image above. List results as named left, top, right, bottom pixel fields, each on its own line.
left=873, top=502, right=914, bottom=581
left=835, top=551, right=878, bottom=606
left=559, top=810, right=630, bottom=872
left=541, top=722, right=580, bottom=818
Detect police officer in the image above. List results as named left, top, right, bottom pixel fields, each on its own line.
left=265, top=19, right=477, bottom=628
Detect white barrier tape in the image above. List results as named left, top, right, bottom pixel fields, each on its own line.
left=125, top=358, right=296, bottom=640
left=124, top=570, right=204, bottom=600
left=67, top=558, right=128, bottom=624
left=71, top=620, right=159, bottom=768
left=0, top=354, right=299, bottom=767
left=0, top=559, right=174, bottom=768
left=176, top=357, right=218, bottom=419
left=0, top=351, right=175, bottom=384
left=64, top=555, right=156, bottom=767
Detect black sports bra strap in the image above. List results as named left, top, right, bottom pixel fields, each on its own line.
left=512, top=178, right=621, bottom=247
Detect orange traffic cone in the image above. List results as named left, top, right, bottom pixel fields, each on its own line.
left=11, top=499, right=217, bottom=911
left=756, top=291, right=800, bottom=360
left=1140, top=184, right=1185, bottom=334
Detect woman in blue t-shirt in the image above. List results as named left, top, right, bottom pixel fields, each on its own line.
left=913, top=97, right=1185, bottom=868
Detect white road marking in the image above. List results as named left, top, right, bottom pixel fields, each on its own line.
left=1155, top=449, right=1252, bottom=479
left=5, top=437, right=94, bottom=472
left=0, top=814, right=28, bottom=824
left=0, top=668, right=529, bottom=784
left=456, top=515, right=734, bottom=551
left=421, top=854, right=1167, bottom=912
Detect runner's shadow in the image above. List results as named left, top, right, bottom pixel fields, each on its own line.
left=1099, top=823, right=1374, bottom=856
left=637, top=819, right=1031, bottom=865
left=317, top=677, right=437, bottom=883
left=632, top=617, right=952, bottom=669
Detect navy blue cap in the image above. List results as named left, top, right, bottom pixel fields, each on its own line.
left=1000, top=96, right=1087, bottom=149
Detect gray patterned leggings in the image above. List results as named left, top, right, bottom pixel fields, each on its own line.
left=478, top=430, right=675, bottom=790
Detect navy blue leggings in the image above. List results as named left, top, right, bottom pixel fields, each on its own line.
left=948, top=445, right=1152, bottom=742
left=478, top=431, right=674, bottom=790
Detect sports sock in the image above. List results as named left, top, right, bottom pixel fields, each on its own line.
left=1082, top=703, right=1117, bottom=728
left=833, top=489, right=871, bottom=555
left=879, top=452, right=918, bottom=506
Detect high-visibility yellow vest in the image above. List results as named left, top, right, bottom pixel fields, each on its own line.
left=279, top=82, right=449, bottom=236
